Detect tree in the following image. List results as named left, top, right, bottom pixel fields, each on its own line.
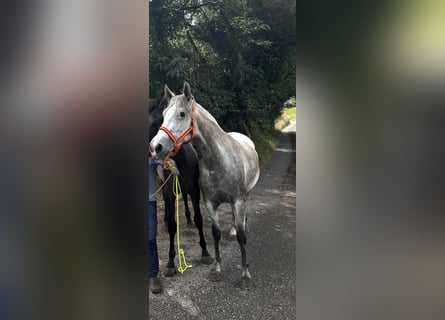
left=149, top=0, right=296, bottom=138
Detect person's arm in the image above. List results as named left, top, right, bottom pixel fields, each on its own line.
left=149, top=157, right=165, bottom=181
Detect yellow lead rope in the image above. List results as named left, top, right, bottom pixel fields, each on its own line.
left=173, top=175, right=192, bottom=274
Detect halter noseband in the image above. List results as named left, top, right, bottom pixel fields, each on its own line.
left=159, top=99, right=196, bottom=157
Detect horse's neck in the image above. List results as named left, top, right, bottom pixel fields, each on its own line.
left=193, top=105, right=229, bottom=163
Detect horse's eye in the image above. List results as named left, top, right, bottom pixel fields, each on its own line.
left=179, top=111, right=185, bottom=117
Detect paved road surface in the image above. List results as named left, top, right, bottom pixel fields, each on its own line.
left=149, top=126, right=296, bottom=320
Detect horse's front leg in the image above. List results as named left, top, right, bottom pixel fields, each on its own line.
left=191, top=190, right=212, bottom=264
left=182, top=192, right=194, bottom=228
left=165, top=199, right=177, bottom=277
left=205, top=200, right=222, bottom=276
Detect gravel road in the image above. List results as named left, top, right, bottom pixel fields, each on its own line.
left=149, top=125, right=296, bottom=320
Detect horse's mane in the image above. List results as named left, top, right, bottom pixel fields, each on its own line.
left=195, top=102, right=219, bottom=126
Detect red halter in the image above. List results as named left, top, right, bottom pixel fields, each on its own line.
left=159, top=100, right=196, bottom=157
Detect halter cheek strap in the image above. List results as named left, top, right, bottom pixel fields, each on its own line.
left=159, top=100, right=196, bottom=157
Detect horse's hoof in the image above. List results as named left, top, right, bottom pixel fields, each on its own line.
left=208, top=269, right=222, bottom=282
left=228, top=226, right=237, bottom=240
left=201, top=255, right=213, bottom=265
left=227, top=233, right=237, bottom=241
left=238, top=277, right=252, bottom=290
left=164, top=267, right=177, bottom=277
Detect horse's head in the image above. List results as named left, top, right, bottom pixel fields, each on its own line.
left=149, top=97, right=167, bottom=141
left=149, top=81, right=195, bottom=160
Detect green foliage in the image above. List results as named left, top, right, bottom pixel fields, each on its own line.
left=284, top=97, right=296, bottom=109
left=149, top=0, right=296, bottom=150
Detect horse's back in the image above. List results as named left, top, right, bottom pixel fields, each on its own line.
left=228, top=132, right=255, bottom=150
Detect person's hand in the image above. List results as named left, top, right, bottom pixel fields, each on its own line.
left=164, top=159, right=180, bottom=176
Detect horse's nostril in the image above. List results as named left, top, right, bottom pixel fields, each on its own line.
left=155, top=144, right=163, bottom=153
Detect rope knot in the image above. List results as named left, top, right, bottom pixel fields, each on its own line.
left=164, top=158, right=180, bottom=176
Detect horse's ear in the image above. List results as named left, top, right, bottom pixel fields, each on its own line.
left=164, top=85, right=174, bottom=100
left=183, top=81, right=192, bottom=100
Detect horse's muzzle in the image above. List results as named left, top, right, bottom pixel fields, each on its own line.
left=149, top=142, right=164, bottom=159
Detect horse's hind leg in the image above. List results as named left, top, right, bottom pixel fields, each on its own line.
left=191, top=191, right=212, bottom=264
left=233, top=199, right=251, bottom=281
left=229, top=212, right=237, bottom=240
left=229, top=206, right=248, bottom=237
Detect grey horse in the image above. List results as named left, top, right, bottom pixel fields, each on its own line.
left=149, top=82, right=260, bottom=284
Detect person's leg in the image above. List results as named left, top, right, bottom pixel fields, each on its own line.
left=149, top=201, right=162, bottom=293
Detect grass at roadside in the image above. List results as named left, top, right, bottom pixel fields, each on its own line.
left=283, top=107, right=297, bottom=121
left=252, top=128, right=281, bottom=167
left=274, top=107, right=296, bottom=131
left=253, top=107, right=296, bottom=166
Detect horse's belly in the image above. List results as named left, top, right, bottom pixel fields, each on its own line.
left=199, top=169, right=239, bottom=204
left=246, top=168, right=260, bottom=192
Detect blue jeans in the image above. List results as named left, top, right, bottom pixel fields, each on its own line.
left=149, top=201, right=159, bottom=278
